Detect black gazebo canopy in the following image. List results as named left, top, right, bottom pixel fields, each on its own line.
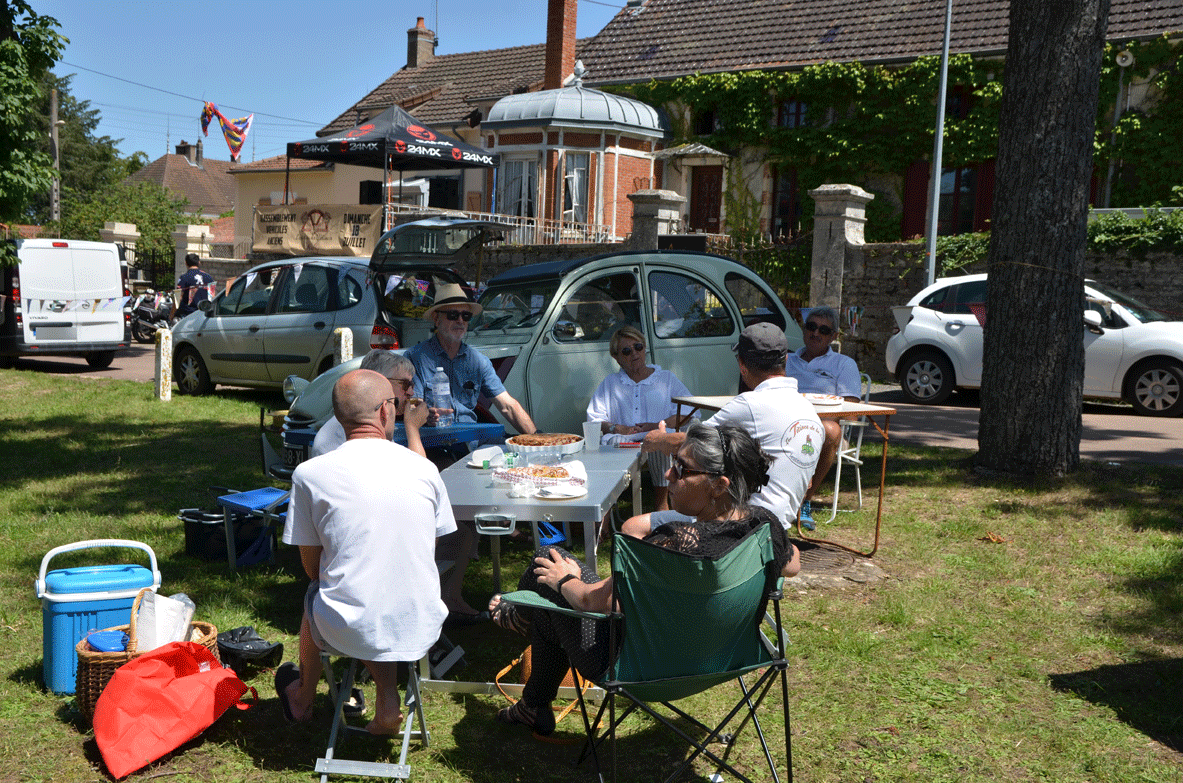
left=284, top=105, right=499, bottom=202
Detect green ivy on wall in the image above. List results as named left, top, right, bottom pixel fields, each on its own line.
left=614, top=36, right=1181, bottom=241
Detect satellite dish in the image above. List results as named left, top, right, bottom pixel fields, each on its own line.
left=1116, top=50, right=1135, bottom=68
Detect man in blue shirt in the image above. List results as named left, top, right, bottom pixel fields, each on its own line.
left=174, top=254, right=213, bottom=318
left=405, top=283, right=537, bottom=435
left=404, top=283, right=537, bottom=622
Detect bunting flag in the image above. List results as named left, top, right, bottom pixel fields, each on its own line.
left=201, top=102, right=253, bottom=162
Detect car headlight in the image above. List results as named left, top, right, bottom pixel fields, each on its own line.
left=283, top=374, right=310, bottom=404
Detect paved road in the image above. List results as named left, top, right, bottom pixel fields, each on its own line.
left=8, top=350, right=1182, bottom=466
left=869, top=386, right=1183, bottom=467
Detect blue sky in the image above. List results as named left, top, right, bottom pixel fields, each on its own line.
left=35, top=0, right=623, bottom=163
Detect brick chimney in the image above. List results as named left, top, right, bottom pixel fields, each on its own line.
left=175, top=140, right=195, bottom=163
left=195, top=138, right=203, bottom=165
left=407, top=17, right=435, bottom=68
left=544, top=0, right=577, bottom=90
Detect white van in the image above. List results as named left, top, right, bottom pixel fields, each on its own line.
left=1, top=239, right=130, bottom=368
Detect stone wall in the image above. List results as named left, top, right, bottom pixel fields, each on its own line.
left=835, top=243, right=1183, bottom=381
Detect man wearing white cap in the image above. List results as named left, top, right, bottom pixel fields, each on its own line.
left=405, top=282, right=537, bottom=435
left=626, top=321, right=824, bottom=536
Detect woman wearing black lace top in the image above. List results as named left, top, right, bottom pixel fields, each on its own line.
left=490, top=422, right=800, bottom=735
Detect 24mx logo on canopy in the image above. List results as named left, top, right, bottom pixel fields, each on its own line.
left=407, top=125, right=437, bottom=141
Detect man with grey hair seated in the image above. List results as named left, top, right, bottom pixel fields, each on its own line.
left=784, top=305, right=862, bottom=528
left=311, top=350, right=428, bottom=459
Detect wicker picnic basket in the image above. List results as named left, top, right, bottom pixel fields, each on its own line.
left=74, top=588, right=219, bottom=720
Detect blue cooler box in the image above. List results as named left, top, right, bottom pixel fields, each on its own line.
left=35, top=540, right=160, bottom=694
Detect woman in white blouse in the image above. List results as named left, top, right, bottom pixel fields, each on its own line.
left=586, top=326, right=692, bottom=511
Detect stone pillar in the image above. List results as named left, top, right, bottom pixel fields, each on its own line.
left=334, top=327, right=354, bottom=364
left=808, top=184, right=874, bottom=308
left=100, top=222, right=141, bottom=270
left=155, top=328, right=172, bottom=401
left=627, top=189, right=686, bottom=250
left=172, top=224, right=212, bottom=279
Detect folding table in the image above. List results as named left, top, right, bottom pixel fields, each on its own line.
left=671, top=395, right=898, bottom=557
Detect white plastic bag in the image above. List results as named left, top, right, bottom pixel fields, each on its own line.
left=135, top=592, right=195, bottom=652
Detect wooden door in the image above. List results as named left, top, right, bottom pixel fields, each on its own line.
left=689, top=165, right=722, bottom=233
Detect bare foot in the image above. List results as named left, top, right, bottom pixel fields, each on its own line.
left=366, top=713, right=404, bottom=736
left=284, top=679, right=314, bottom=723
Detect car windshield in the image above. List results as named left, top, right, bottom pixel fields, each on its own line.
left=471, top=280, right=560, bottom=332
left=1087, top=281, right=1173, bottom=323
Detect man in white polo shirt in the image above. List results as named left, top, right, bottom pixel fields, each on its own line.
left=784, top=305, right=862, bottom=527
left=624, top=322, right=824, bottom=535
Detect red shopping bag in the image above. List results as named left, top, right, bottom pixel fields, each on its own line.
left=92, top=641, right=254, bottom=779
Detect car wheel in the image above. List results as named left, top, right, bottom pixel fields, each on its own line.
left=900, top=351, right=954, bottom=405
left=175, top=346, right=214, bottom=395
left=1127, top=360, right=1183, bottom=417
left=85, top=350, right=116, bottom=369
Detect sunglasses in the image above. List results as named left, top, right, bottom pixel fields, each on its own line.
left=390, top=378, right=413, bottom=393
left=441, top=310, right=474, bottom=322
left=670, top=457, right=717, bottom=481
left=374, top=396, right=399, bottom=412
left=618, top=342, right=645, bottom=357
left=804, top=321, right=835, bottom=336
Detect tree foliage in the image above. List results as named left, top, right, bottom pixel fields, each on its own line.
left=24, top=71, right=147, bottom=223
left=50, top=181, right=193, bottom=258
left=0, top=1, right=65, bottom=226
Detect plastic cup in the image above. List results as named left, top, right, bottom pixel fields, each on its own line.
left=582, top=421, right=601, bottom=449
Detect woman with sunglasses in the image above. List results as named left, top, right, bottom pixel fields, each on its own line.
left=586, top=326, right=693, bottom=511
left=489, top=422, right=800, bottom=736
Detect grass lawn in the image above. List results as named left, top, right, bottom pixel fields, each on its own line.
left=0, top=367, right=1180, bottom=782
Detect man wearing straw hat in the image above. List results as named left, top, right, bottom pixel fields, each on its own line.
left=405, top=281, right=537, bottom=621
left=404, top=281, right=537, bottom=435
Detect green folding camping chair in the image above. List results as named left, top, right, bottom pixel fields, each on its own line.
left=501, top=520, right=792, bottom=783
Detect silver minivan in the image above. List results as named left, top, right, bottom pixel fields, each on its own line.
left=466, top=250, right=801, bottom=433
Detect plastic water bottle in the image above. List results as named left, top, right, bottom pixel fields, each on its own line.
left=432, top=366, right=454, bottom=427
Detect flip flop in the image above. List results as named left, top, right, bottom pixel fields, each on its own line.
left=274, top=662, right=302, bottom=724
left=343, top=687, right=366, bottom=717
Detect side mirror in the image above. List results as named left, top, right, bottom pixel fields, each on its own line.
left=199, top=299, right=213, bottom=314
left=1084, top=310, right=1103, bottom=333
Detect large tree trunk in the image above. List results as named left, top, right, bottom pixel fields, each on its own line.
left=977, top=0, right=1110, bottom=477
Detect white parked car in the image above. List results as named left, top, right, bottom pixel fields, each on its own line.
left=885, top=273, right=1183, bottom=416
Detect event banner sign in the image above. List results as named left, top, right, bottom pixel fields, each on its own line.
left=253, top=204, right=383, bottom=256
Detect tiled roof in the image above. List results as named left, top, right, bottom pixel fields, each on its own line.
left=227, top=155, right=333, bottom=173
left=125, top=153, right=236, bottom=216
left=577, top=0, right=1183, bottom=85
left=318, top=39, right=592, bottom=134
left=207, top=215, right=235, bottom=244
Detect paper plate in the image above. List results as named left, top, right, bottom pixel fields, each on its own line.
left=803, top=393, right=843, bottom=407
left=534, top=484, right=589, bottom=500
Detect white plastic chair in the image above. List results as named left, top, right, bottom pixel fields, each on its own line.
left=823, top=372, right=871, bottom=524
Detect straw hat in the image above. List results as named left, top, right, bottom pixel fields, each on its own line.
left=422, top=282, right=483, bottom=320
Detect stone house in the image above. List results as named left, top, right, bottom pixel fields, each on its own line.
left=227, top=0, right=1182, bottom=255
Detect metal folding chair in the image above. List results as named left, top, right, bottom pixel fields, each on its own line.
left=823, top=372, right=872, bottom=525
left=315, top=655, right=428, bottom=782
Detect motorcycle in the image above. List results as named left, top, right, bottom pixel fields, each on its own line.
left=130, top=290, right=176, bottom=344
